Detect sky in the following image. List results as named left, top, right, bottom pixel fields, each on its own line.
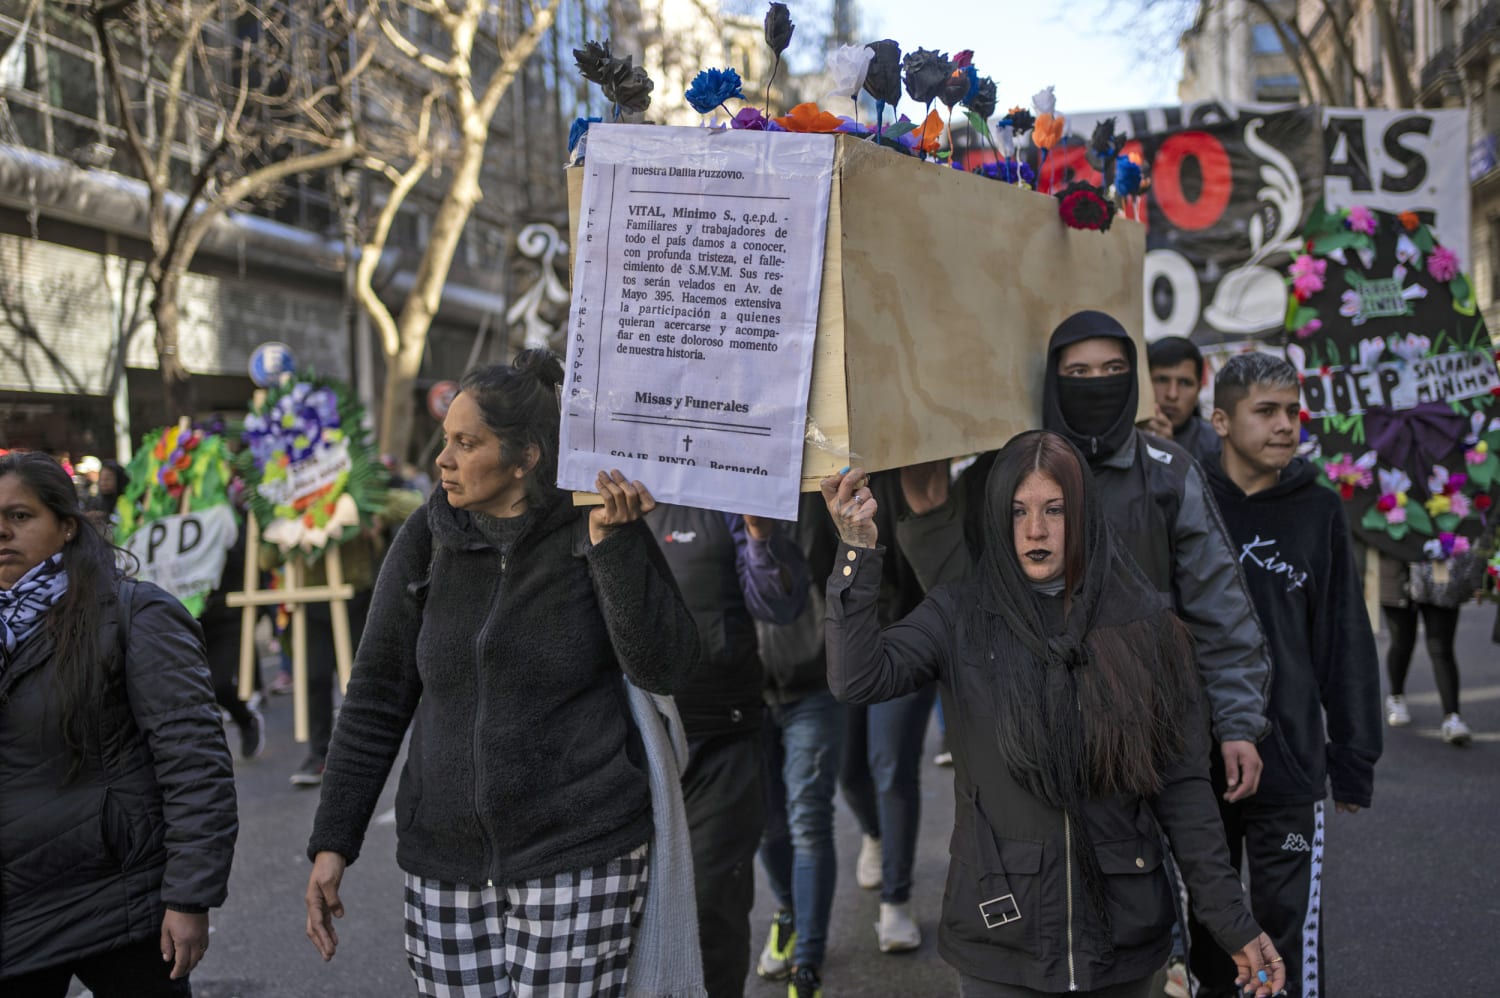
left=850, top=0, right=1187, bottom=114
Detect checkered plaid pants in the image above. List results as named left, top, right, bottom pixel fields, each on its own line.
left=403, top=842, right=649, bottom=997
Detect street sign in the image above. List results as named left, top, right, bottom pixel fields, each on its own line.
left=427, top=380, right=459, bottom=421
left=249, top=342, right=296, bottom=387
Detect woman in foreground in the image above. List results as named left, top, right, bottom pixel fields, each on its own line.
left=821, top=431, right=1285, bottom=998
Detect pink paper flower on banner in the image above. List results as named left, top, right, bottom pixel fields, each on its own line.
left=1449, top=492, right=1473, bottom=519
left=1428, top=245, right=1460, bottom=282
left=1289, top=254, right=1326, bottom=283
left=1324, top=452, right=1375, bottom=499
left=1293, top=273, right=1324, bottom=300
left=1468, top=442, right=1490, bottom=464
left=1386, top=502, right=1408, bottom=525
left=1294, top=318, right=1323, bottom=340
left=1346, top=205, right=1377, bottom=235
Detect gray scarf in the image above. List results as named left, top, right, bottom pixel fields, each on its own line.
left=0, top=554, right=68, bottom=670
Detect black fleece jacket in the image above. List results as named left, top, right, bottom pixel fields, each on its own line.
left=1205, top=457, right=1383, bottom=807
left=308, top=488, right=701, bottom=885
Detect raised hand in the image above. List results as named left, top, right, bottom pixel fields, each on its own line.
left=899, top=459, right=950, bottom=516
left=590, top=470, right=657, bottom=545
left=821, top=467, right=879, bottom=549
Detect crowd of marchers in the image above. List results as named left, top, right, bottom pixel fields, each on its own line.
left=5, top=311, right=1498, bottom=998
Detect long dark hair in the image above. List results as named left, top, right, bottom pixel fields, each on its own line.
left=0, top=452, right=128, bottom=779
left=970, top=431, right=1199, bottom=925
left=458, top=348, right=565, bottom=511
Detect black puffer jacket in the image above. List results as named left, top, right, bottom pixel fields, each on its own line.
left=0, top=580, right=238, bottom=978
left=308, top=489, right=701, bottom=885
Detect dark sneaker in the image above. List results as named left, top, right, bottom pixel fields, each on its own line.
left=756, top=909, right=795, bottom=981
left=290, top=755, right=325, bottom=787
left=238, top=704, right=266, bottom=761
left=788, top=965, right=823, bottom=998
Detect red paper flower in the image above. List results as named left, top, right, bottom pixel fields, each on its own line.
left=1056, top=181, right=1117, bottom=233
left=1298, top=409, right=1310, bottom=423
left=1477, top=494, right=1494, bottom=511
left=1398, top=211, right=1421, bottom=231
left=1339, top=482, right=1355, bottom=500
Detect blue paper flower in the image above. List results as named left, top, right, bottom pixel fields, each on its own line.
left=1114, top=155, right=1143, bottom=196
left=685, top=68, right=745, bottom=115
left=569, top=116, right=602, bottom=153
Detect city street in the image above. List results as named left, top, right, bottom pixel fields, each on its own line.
left=108, top=605, right=1500, bottom=998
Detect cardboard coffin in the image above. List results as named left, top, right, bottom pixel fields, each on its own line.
left=568, top=132, right=1148, bottom=490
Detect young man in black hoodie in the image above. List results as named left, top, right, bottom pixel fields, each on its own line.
left=1193, top=352, right=1383, bottom=998
left=901, top=311, right=1272, bottom=798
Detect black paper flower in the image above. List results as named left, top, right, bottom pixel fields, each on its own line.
left=939, top=65, right=977, bottom=109
left=573, top=40, right=612, bottom=84
left=1090, top=118, right=1123, bottom=159
left=863, top=39, right=903, bottom=108
left=764, top=3, right=794, bottom=56
left=1006, top=108, right=1035, bottom=134
left=1057, top=180, right=1118, bottom=232
left=964, top=76, right=997, bottom=120
left=602, top=56, right=654, bottom=114
left=902, top=48, right=952, bottom=105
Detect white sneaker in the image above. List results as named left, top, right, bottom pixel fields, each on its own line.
left=876, top=901, right=921, bottom=953
left=1441, top=713, right=1473, bottom=746
left=1386, top=694, right=1411, bottom=727
left=855, top=834, right=882, bottom=890
left=1164, top=957, right=1189, bottom=998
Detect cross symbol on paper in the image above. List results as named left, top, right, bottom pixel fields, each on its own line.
left=683, top=434, right=694, bottom=452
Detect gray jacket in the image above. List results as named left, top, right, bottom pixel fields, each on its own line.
left=898, top=432, right=1272, bottom=744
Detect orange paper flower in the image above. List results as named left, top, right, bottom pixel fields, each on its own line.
left=774, top=102, right=845, bottom=133
left=1033, top=112, right=1065, bottom=151
left=910, top=110, right=944, bottom=154
left=1398, top=210, right=1420, bottom=231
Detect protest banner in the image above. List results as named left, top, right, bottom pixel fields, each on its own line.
left=116, top=423, right=237, bottom=618
left=1009, top=103, right=1468, bottom=350
left=1284, top=203, right=1500, bottom=565
left=568, top=127, right=1150, bottom=514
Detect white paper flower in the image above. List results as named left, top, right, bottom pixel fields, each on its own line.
left=1377, top=468, right=1411, bottom=496
left=823, top=43, right=874, bottom=102
left=997, top=124, right=1016, bottom=158
left=1032, top=85, right=1056, bottom=116
left=1357, top=336, right=1387, bottom=370
left=1286, top=343, right=1308, bottom=371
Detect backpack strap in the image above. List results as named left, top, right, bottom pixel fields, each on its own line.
left=117, top=577, right=139, bottom=657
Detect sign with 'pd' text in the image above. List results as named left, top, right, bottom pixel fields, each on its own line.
left=560, top=124, right=834, bottom=520
left=123, top=504, right=238, bottom=616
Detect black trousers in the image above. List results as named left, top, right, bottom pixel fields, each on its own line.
left=1384, top=603, right=1461, bottom=715
left=1189, top=799, right=1325, bottom=998
left=683, top=728, right=766, bottom=998
left=305, top=590, right=372, bottom=758
left=1, top=937, right=193, bottom=997
left=200, top=610, right=253, bottom=727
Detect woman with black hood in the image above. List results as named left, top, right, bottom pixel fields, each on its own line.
left=821, top=431, right=1285, bottom=998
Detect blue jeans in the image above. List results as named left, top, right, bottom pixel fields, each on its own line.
left=839, top=683, right=936, bottom=905
left=758, top=691, right=845, bottom=970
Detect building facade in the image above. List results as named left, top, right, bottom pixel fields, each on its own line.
left=1179, top=0, right=1302, bottom=104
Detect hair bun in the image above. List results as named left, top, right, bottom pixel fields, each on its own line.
left=512, top=348, right=564, bottom=389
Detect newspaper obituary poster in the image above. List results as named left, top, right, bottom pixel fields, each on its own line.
left=560, top=124, right=835, bottom=520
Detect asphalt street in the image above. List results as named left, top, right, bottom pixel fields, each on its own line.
left=78, top=601, right=1500, bottom=997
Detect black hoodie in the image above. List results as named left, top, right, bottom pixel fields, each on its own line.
left=1205, top=457, right=1383, bottom=807
left=1041, top=310, right=1141, bottom=463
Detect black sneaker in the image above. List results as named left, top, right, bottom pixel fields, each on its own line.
left=788, top=965, right=822, bottom=998
left=238, top=705, right=266, bottom=761
left=290, top=755, right=325, bottom=787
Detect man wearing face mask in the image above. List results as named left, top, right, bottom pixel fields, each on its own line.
left=898, top=310, right=1272, bottom=809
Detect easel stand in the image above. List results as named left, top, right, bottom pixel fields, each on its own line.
left=226, top=513, right=355, bottom=743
